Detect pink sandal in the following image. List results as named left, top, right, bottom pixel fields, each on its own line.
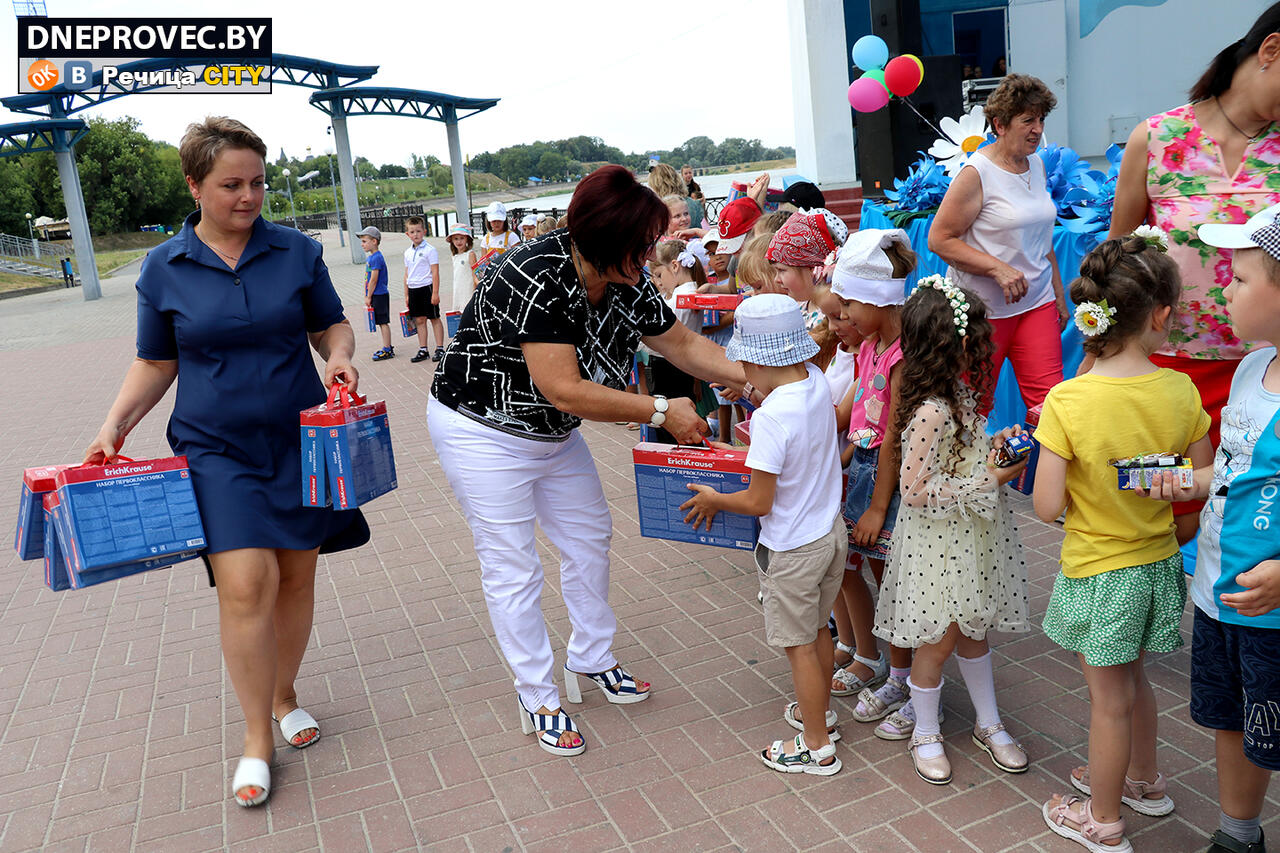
left=1070, top=766, right=1174, bottom=816
left=1042, top=794, right=1132, bottom=852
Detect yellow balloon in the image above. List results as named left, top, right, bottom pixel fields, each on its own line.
left=906, top=53, right=924, bottom=86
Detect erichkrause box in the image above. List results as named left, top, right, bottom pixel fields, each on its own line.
left=54, top=457, right=206, bottom=583
left=733, top=419, right=751, bottom=446
left=42, top=492, right=69, bottom=591
left=675, top=293, right=744, bottom=311
left=399, top=310, right=415, bottom=338
left=300, top=425, right=329, bottom=507
left=302, top=392, right=397, bottom=510
left=632, top=442, right=759, bottom=551
left=445, top=311, right=462, bottom=337
left=14, top=464, right=74, bottom=560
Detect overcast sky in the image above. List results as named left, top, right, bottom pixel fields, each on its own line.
left=0, top=0, right=796, bottom=167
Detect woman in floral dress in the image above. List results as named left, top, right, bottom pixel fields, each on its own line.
left=1110, top=4, right=1280, bottom=539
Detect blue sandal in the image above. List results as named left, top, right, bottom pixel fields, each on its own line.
left=564, top=664, right=650, bottom=705
left=517, top=697, right=586, bottom=757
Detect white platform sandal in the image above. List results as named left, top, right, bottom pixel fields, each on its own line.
left=273, top=707, right=320, bottom=749
left=231, top=756, right=271, bottom=807
left=564, top=664, right=650, bottom=705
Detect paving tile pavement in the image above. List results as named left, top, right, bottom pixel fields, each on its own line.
left=0, top=229, right=1275, bottom=851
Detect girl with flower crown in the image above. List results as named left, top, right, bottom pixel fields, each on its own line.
left=1032, top=233, right=1214, bottom=852
left=873, top=274, right=1032, bottom=788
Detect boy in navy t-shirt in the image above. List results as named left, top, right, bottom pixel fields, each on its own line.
left=358, top=226, right=393, bottom=360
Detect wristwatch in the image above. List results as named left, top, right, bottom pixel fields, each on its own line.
left=649, top=395, right=669, bottom=427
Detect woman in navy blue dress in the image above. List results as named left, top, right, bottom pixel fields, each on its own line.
left=84, top=117, right=358, bottom=808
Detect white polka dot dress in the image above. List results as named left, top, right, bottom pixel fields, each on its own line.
left=873, top=398, right=1030, bottom=649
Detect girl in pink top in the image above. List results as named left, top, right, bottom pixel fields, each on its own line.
left=829, top=229, right=921, bottom=740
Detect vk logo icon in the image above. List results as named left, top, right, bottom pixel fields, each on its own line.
left=63, top=61, right=94, bottom=92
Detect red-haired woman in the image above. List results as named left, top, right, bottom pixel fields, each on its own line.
left=428, top=165, right=745, bottom=757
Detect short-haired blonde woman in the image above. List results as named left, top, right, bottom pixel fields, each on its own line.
left=85, top=116, right=359, bottom=808
left=929, top=73, right=1069, bottom=411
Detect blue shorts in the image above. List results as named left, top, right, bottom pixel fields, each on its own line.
left=1190, top=606, right=1280, bottom=770
left=842, top=445, right=901, bottom=561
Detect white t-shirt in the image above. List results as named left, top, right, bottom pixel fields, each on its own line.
left=479, top=230, right=521, bottom=253
left=665, top=281, right=703, bottom=334
left=947, top=150, right=1056, bottom=320
left=404, top=241, right=439, bottom=289
left=826, top=345, right=858, bottom=461
left=745, top=363, right=843, bottom=551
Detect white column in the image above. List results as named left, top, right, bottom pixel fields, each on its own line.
left=787, top=0, right=858, bottom=184
left=329, top=110, right=365, bottom=265
left=445, top=110, right=468, bottom=235
left=54, top=141, right=100, bottom=300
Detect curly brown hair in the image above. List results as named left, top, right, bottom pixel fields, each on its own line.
left=984, top=73, right=1057, bottom=131
left=1072, top=235, right=1181, bottom=357
left=891, top=284, right=996, bottom=473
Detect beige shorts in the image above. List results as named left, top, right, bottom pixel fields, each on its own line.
left=756, top=516, right=847, bottom=647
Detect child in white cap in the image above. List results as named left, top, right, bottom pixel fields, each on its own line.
left=681, top=293, right=847, bottom=776
left=520, top=213, right=538, bottom=241
left=479, top=201, right=520, bottom=256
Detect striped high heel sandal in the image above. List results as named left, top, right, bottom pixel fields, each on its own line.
left=517, top=696, right=586, bottom=757
left=563, top=664, right=650, bottom=705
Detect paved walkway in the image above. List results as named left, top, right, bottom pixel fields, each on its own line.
left=0, top=230, right=1269, bottom=852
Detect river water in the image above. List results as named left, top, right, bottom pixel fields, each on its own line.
left=470, top=167, right=803, bottom=215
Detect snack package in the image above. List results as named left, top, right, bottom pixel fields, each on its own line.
left=1009, top=405, right=1042, bottom=496
left=995, top=433, right=1035, bottom=467
left=1110, top=452, right=1194, bottom=491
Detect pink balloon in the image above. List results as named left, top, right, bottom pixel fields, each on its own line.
left=848, top=78, right=890, bottom=112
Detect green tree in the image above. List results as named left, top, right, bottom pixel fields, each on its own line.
left=536, top=151, right=568, bottom=182
left=427, top=163, right=452, bottom=194
left=0, top=158, right=36, bottom=236
left=378, top=163, right=409, bottom=178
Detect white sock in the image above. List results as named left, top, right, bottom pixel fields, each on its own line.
left=907, top=677, right=943, bottom=758
left=957, top=650, right=1014, bottom=746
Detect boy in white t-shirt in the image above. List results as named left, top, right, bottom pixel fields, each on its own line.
left=404, top=215, right=444, bottom=363
left=681, top=293, right=847, bottom=776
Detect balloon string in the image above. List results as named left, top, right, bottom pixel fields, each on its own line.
left=898, top=96, right=947, bottom=141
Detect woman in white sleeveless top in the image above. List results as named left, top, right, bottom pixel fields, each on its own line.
left=928, top=73, right=1069, bottom=410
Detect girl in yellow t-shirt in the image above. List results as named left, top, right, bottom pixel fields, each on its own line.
left=1034, top=232, right=1213, bottom=853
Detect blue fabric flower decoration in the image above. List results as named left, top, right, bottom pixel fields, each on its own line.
left=1060, top=143, right=1124, bottom=245
left=884, top=154, right=950, bottom=224
left=1037, top=143, right=1094, bottom=219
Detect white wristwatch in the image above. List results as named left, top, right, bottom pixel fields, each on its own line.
left=649, top=395, right=669, bottom=427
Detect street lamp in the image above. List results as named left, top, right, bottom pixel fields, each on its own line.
left=24, top=212, right=38, bottom=258
left=324, top=147, right=344, bottom=246
left=281, top=168, right=298, bottom=228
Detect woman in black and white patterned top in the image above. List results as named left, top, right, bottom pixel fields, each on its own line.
left=428, top=166, right=745, bottom=758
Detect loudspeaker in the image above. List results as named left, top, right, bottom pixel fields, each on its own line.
left=867, top=0, right=921, bottom=56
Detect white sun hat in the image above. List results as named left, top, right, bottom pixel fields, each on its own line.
left=724, top=293, right=820, bottom=367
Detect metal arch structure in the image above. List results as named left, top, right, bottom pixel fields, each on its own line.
left=0, top=118, right=87, bottom=156
left=0, top=54, right=382, bottom=297
left=308, top=87, right=499, bottom=254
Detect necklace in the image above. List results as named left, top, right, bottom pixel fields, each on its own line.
left=1215, top=95, right=1271, bottom=141
left=195, top=225, right=242, bottom=264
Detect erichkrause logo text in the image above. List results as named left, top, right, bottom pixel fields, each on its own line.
left=16, top=17, right=272, bottom=95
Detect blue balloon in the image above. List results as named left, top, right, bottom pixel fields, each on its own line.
left=852, top=35, right=890, bottom=71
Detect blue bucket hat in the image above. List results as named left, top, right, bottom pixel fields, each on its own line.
left=724, top=293, right=819, bottom=367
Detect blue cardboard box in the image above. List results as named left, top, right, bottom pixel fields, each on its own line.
left=14, top=464, right=73, bottom=561
left=399, top=310, right=415, bottom=338
left=325, top=410, right=397, bottom=509
left=446, top=311, right=461, bottom=338
left=55, top=457, right=206, bottom=578
left=300, top=425, right=329, bottom=507
left=632, top=442, right=759, bottom=551
left=42, top=495, right=69, bottom=591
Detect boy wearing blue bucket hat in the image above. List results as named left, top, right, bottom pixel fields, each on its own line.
left=681, top=293, right=847, bottom=775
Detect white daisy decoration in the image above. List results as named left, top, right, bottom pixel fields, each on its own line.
left=928, top=105, right=991, bottom=176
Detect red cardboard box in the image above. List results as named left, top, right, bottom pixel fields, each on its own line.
left=675, top=293, right=744, bottom=311
left=300, top=385, right=397, bottom=510
left=399, top=310, right=415, bottom=338
left=632, top=442, right=758, bottom=550
left=733, top=419, right=751, bottom=446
